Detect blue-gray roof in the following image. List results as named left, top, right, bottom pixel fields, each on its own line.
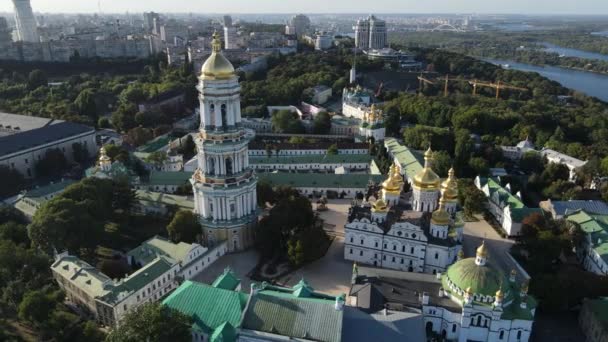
left=342, top=307, right=425, bottom=342
left=552, top=200, right=608, bottom=217
left=0, top=121, right=94, bottom=157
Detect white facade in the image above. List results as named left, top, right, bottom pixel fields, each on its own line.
left=224, top=26, right=239, bottom=49
left=191, top=35, right=257, bottom=252
left=12, top=0, right=39, bottom=42
left=315, top=34, right=333, bottom=51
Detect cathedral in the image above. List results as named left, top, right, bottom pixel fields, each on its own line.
left=190, top=33, right=258, bottom=252
left=344, top=147, right=463, bottom=274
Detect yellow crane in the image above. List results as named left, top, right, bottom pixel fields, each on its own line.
left=417, top=75, right=435, bottom=96
left=441, top=74, right=474, bottom=97
left=469, top=80, right=527, bottom=99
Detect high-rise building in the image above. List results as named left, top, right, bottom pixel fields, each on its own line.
left=191, top=33, right=257, bottom=252
left=223, top=15, right=233, bottom=27
left=288, top=14, right=310, bottom=37
left=354, top=15, right=387, bottom=50
left=223, top=26, right=238, bottom=49
left=143, top=12, right=160, bottom=33
left=12, top=0, right=38, bottom=42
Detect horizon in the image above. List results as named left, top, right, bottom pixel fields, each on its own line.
left=2, top=0, right=608, bottom=16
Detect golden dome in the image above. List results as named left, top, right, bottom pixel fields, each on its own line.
left=476, top=241, right=488, bottom=258
left=441, top=167, right=459, bottom=202
left=382, top=164, right=402, bottom=194
left=465, top=287, right=473, bottom=295
left=201, top=32, right=235, bottom=80
left=413, top=147, right=440, bottom=190
left=98, top=147, right=111, bottom=163
left=431, top=197, right=451, bottom=225
left=371, top=198, right=389, bottom=213
left=495, top=288, right=504, bottom=299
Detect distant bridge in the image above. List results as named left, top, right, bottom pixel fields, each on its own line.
left=431, top=24, right=465, bottom=32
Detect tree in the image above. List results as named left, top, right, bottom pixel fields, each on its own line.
left=0, top=165, right=26, bottom=198
left=146, top=151, right=167, bottom=170
left=167, top=210, right=201, bottom=243
left=125, top=127, right=153, bottom=147
left=177, top=135, right=197, bottom=160
left=458, top=179, right=487, bottom=218
left=18, top=290, right=58, bottom=326
left=74, top=88, right=98, bottom=119
left=469, top=157, right=489, bottom=176
left=27, top=69, right=47, bottom=90
left=327, top=143, right=338, bottom=155
left=271, top=110, right=304, bottom=133
left=106, top=302, right=192, bottom=342
left=72, top=142, right=89, bottom=163
left=312, top=111, right=331, bottom=134
left=432, top=150, right=452, bottom=177
left=0, top=221, right=29, bottom=246
left=520, top=151, right=544, bottom=174
left=257, top=180, right=275, bottom=207
left=35, top=148, right=68, bottom=178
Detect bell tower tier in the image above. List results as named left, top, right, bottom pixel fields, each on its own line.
left=191, top=32, right=257, bottom=252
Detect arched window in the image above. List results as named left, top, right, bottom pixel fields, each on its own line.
left=226, top=157, right=233, bottom=175
left=499, top=331, right=504, bottom=339
left=209, top=104, right=215, bottom=126
left=208, top=157, right=216, bottom=175
left=517, top=331, right=522, bottom=339
left=476, top=316, right=481, bottom=327
left=221, top=104, right=227, bottom=128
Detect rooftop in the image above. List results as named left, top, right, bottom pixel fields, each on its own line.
left=384, top=138, right=424, bottom=180
left=127, top=235, right=198, bottom=266
left=212, top=268, right=241, bottom=291
left=542, top=200, right=608, bottom=218
left=565, top=210, right=608, bottom=265
left=248, top=141, right=368, bottom=151
left=250, top=153, right=371, bottom=165
left=0, top=121, right=94, bottom=158
left=136, top=190, right=194, bottom=211
left=342, top=306, right=425, bottom=342
left=162, top=280, right=248, bottom=335
left=540, top=148, right=586, bottom=168
left=148, top=171, right=192, bottom=186
left=257, top=172, right=385, bottom=189
left=0, top=112, right=61, bottom=136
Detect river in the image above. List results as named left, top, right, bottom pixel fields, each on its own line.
left=481, top=58, right=608, bottom=102
left=542, top=42, right=608, bottom=62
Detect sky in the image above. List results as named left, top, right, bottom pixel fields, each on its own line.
left=1, top=0, right=608, bottom=15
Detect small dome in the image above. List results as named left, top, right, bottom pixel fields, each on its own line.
left=201, top=32, right=235, bottom=80
left=431, top=198, right=451, bottom=225
left=382, top=164, right=402, bottom=194
left=372, top=199, right=388, bottom=213
left=496, top=288, right=504, bottom=299
left=413, top=147, right=440, bottom=191
left=440, top=167, right=459, bottom=202
left=476, top=241, right=488, bottom=258
left=98, top=147, right=111, bottom=162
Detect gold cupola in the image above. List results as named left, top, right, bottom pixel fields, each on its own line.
left=382, top=163, right=402, bottom=194
left=495, top=287, right=504, bottom=300
left=413, top=147, right=441, bottom=191
left=201, top=31, right=235, bottom=80
left=371, top=198, right=389, bottom=213
left=441, top=167, right=459, bottom=202
left=431, top=196, right=451, bottom=225
left=476, top=241, right=488, bottom=258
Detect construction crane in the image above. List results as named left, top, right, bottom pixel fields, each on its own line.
left=469, top=80, right=527, bottom=99
left=441, top=74, right=474, bottom=97
left=417, top=75, right=435, bottom=96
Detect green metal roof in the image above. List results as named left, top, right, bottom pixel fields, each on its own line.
left=212, top=268, right=241, bottom=291
left=100, top=256, right=174, bottom=305
left=446, top=258, right=509, bottom=297
left=24, top=179, right=75, bottom=199
left=383, top=138, right=424, bottom=180
left=479, top=177, right=542, bottom=223
left=137, top=136, right=170, bottom=153
left=148, top=171, right=193, bottom=186
left=162, top=281, right=248, bottom=335
left=242, top=291, right=343, bottom=342
left=210, top=322, right=237, bottom=342
left=566, top=210, right=608, bottom=264
left=127, top=236, right=194, bottom=266
left=250, top=153, right=371, bottom=165
left=136, top=190, right=194, bottom=211
left=257, top=172, right=384, bottom=189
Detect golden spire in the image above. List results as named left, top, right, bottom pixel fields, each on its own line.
left=211, top=30, right=222, bottom=53
left=441, top=166, right=459, bottom=202
left=413, top=146, right=440, bottom=190
left=476, top=241, right=488, bottom=258
left=431, top=196, right=451, bottom=225
left=495, top=286, right=504, bottom=299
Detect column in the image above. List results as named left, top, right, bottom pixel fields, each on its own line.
left=213, top=197, right=219, bottom=220
left=226, top=197, right=231, bottom=220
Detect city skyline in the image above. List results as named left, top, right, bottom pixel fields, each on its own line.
left=1, top=0, right=608, bottom=15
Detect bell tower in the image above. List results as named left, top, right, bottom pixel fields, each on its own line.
left=191, top=32, right=258, bottom=252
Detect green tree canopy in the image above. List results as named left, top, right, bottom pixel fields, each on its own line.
left=105, top=302, right=192, bottom=342
left=167, top=210, right=201, bottom=244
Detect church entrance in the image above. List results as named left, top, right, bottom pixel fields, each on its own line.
left=425, top=322, right=433, bottom=334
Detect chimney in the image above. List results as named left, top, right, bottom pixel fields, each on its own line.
left=421, top=292, right=429, bottom=305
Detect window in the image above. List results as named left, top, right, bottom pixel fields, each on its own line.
left=435, top=252, right=439, bottom=259
left=393, top=245, right=396, bottom=251
left=401, top=259, right=404, bottom=264
left=392, top=257, right=396, bottom=262
left=383, top=255, right=386, bottom=260
left=517, top=331, right=522, bottom=340
left=499, top=331, right=504, bottom=339
left=384, top=243, right=387, bottom=249
left=350, top=237, right=353, bottom=243
left=476, top=316, right=481, bottom=327
left=411, top=247, right=414, bottom=254
left=349, top=248, right=353, bottom=254
left=452, top=324, right=456, bottom=333
left=24, top=158, right=28, bottom=164
left=375, top=242, right=378, bottom=248
left=359, top=250, right=363, bottom=256
left=360, top=239, right=364, bottom=245
left=402, top=246, right=405, bottom=252
left=123, top=304, right=127, bottom=311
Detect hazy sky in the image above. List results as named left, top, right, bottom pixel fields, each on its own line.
left=1, top=0, right=608, bottom=15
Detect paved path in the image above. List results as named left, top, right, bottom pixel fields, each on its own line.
left=192, top=249, right=259, bottom=292
left=463, top=217, right=527, bottom=280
